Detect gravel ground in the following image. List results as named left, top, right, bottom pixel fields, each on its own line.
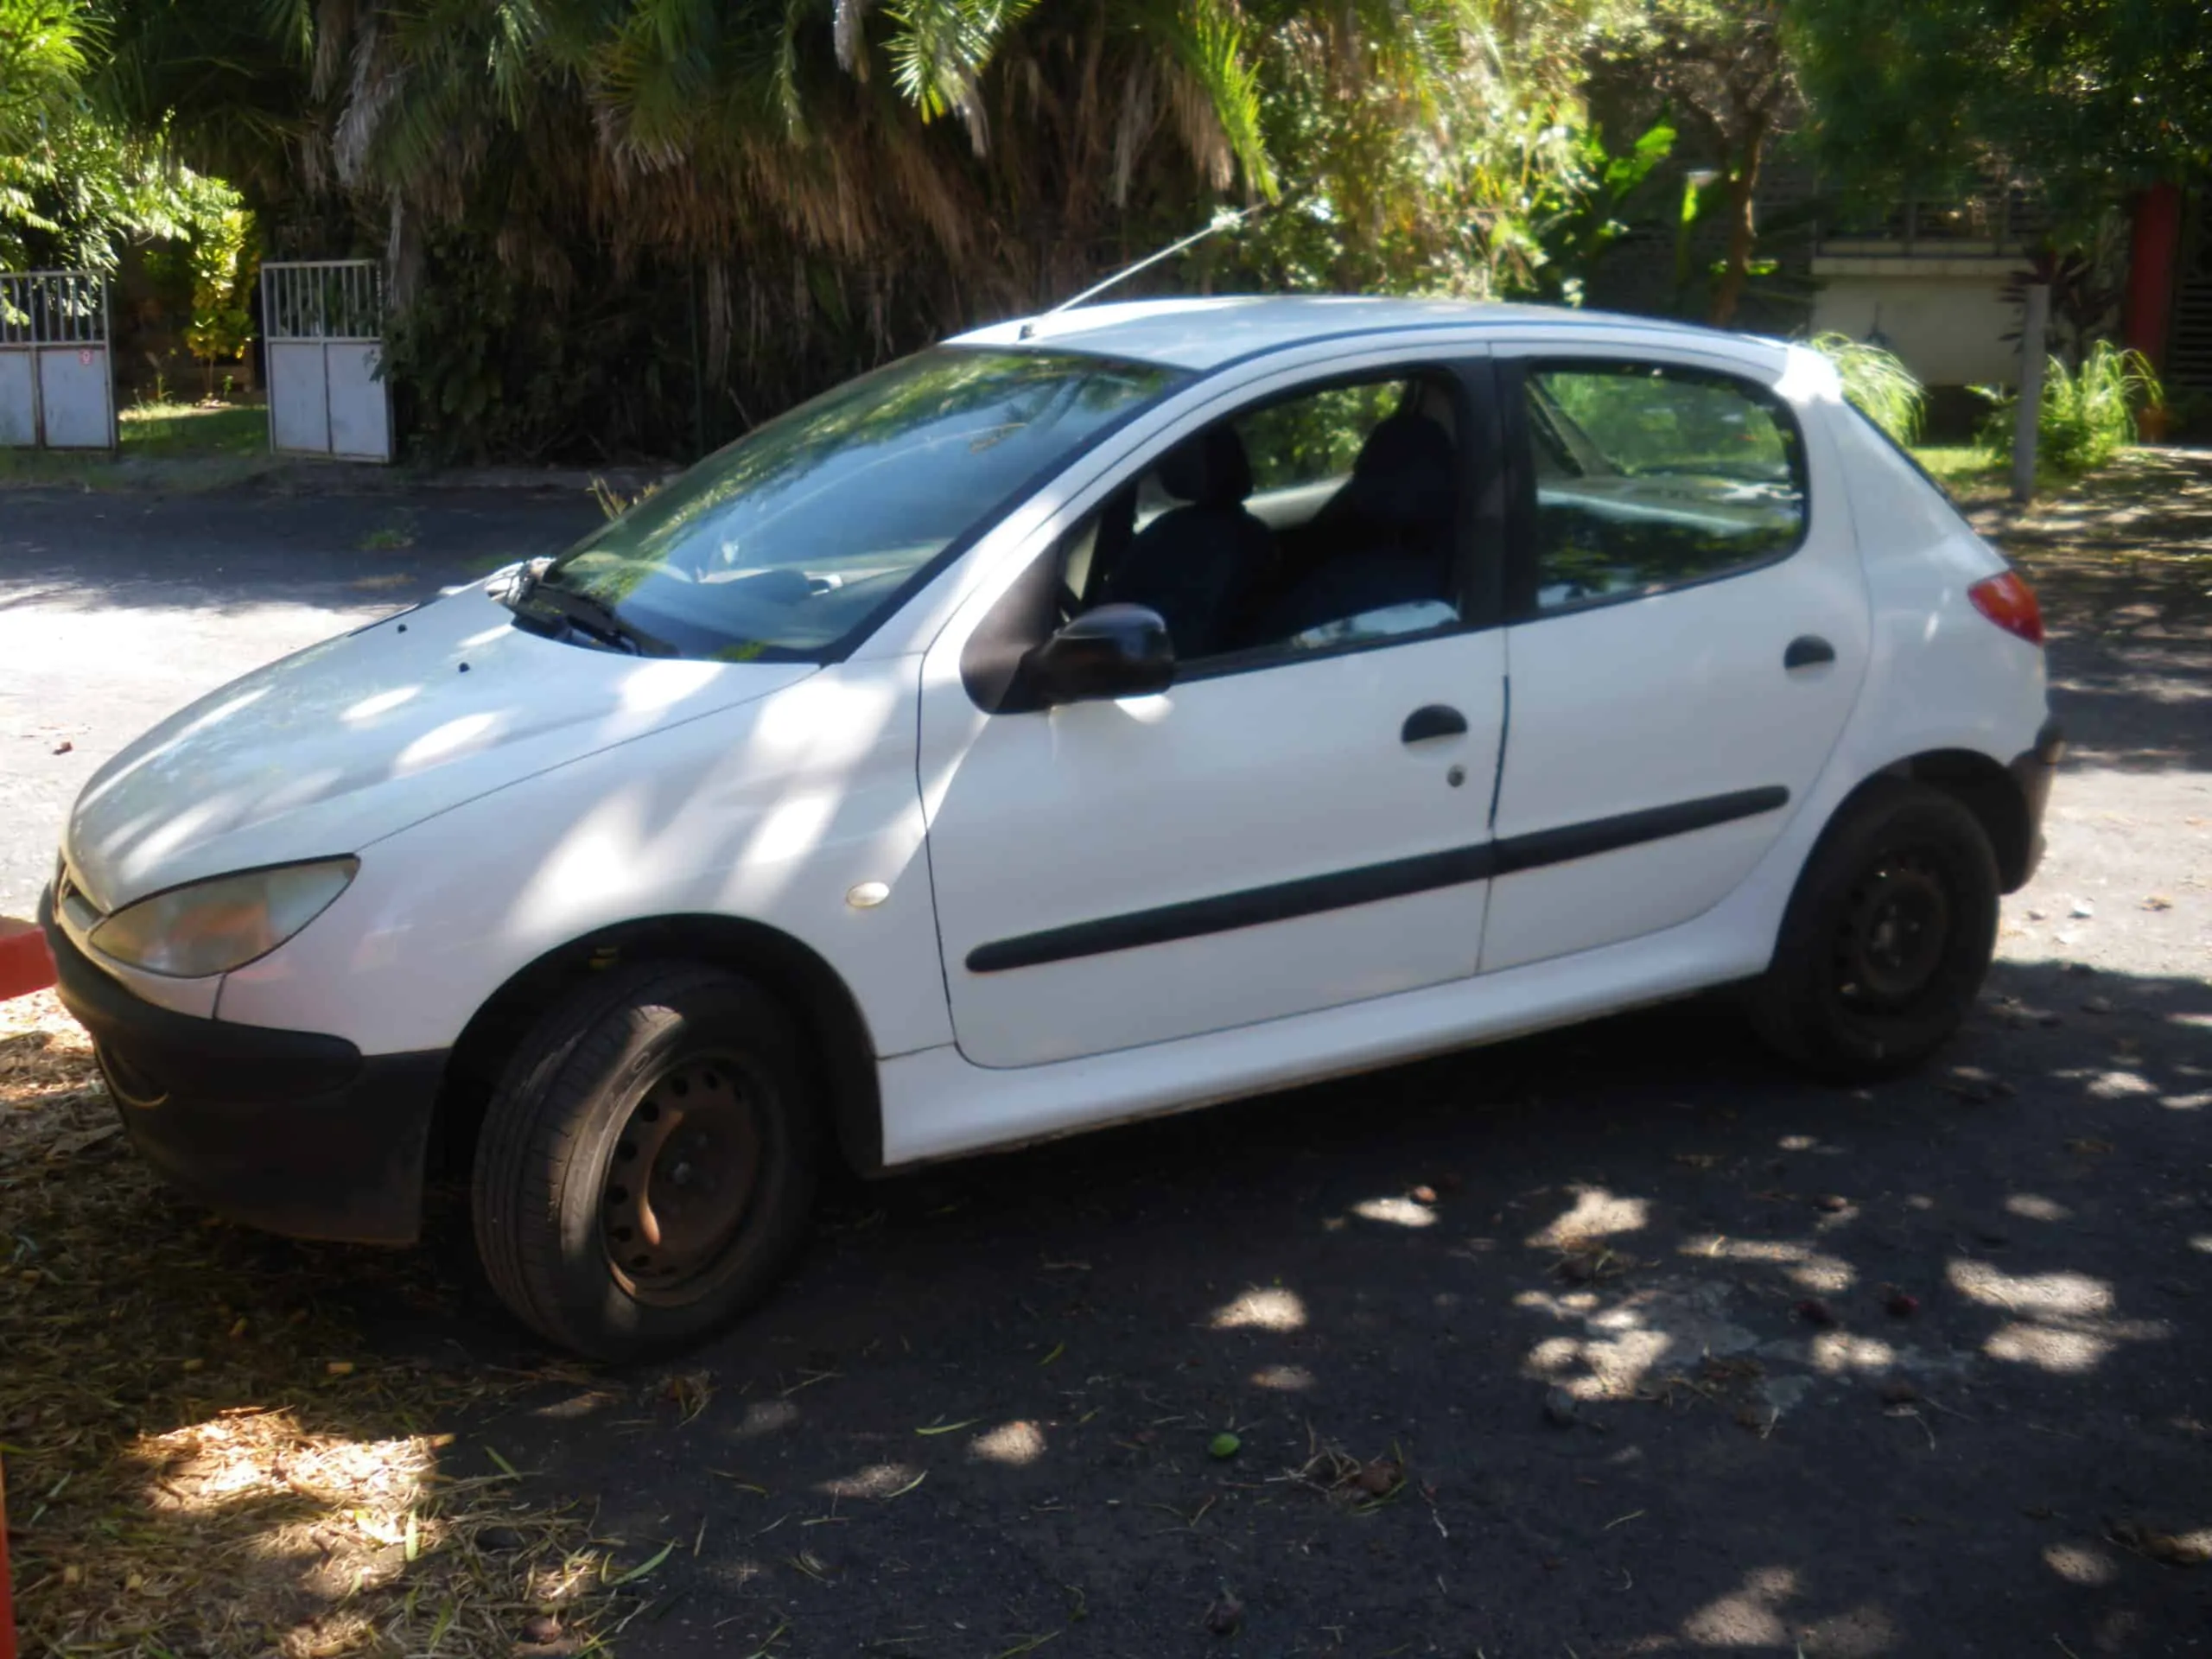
left=0, top=462, right=2206, bottom=1657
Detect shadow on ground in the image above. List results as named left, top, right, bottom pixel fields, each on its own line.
left=341, top=959, right=2210, bottom=1658
left=1984, top=448, right=2212, bottom=774
left=0, top=488, right=600, bottom=619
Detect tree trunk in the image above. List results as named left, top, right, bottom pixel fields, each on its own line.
left=1707, top=118, right=1769, bottom=328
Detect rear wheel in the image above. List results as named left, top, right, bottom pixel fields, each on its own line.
left=1750, top=779, right=1999, bottom=1080
left=472, top=963, right=817, bottom=1359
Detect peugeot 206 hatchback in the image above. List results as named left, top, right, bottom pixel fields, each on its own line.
left=43, top=297, right=2062, bottom=1357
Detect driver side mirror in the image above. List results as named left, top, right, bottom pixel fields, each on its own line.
left=1020, top=604, right=1176, bottom=708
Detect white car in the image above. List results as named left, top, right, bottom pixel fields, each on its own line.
left=42, top=297, right=2061, bottom=1357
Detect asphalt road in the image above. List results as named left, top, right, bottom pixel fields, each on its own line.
left=0, top=486, right=599, bottom=918
left=2, top=480, right=2208, bottom=1656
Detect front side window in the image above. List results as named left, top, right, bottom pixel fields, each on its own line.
left=1049, top=369, right=1469, bottom=669
left=1521, top=360, right=1807, bottom=614
left=533, top=347, right=1185, bottom=661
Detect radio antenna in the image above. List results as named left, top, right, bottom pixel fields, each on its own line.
left=1027, top=202, right=1270, bottom=331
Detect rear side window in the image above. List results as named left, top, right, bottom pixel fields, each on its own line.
left=1518, top=360, right=1808, bottom=614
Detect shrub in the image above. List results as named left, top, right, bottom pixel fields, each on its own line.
left=1807, top=333, right=1925, bottom=445
left=1974, top=340, right=2165, bottom=474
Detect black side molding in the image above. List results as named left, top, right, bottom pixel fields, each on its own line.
left=1491, top=785, right=1789, bottom=876
left=965, top=785, right=1789, bottom=973
left=967, top=844, right=1494, bottom=975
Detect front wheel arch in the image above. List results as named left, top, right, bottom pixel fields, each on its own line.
left=435, top=915, right=883, bottom=1192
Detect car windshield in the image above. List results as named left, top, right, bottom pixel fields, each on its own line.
left=536, top=347, right=1185, bottom=662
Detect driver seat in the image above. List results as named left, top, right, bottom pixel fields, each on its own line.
left=1100, top=426, right=1274, bottom=660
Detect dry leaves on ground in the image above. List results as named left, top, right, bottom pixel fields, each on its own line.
left=1, top=991, right=615, bottom=1657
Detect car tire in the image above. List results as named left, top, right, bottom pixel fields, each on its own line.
left=1749, top=779, right=2000, bottom=1081
left=472, top=961, right=817, bottom=1360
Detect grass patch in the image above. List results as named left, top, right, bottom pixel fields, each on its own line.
left=0, top=399, right=275, bottom=490
left=117, top=400, right=268, bottom=459
left=0, top=991, right=623, bottom=1657
left=1910, top=444, right=2001, bottom=491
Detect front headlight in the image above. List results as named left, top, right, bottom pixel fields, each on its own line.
left=91, top=858, right=359, bottom=978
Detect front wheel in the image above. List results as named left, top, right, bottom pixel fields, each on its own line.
left=1749, top=779, right=2000, bottom=1081
left=472, top=962, right=817, bottom=1359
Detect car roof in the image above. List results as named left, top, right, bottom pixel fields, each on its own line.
left=950, top=295, right=1792, bottom=374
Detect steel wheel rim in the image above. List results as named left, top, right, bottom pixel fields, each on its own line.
left=600, top=1054, right=763, bottom=1303
left=1834, top=849, right=1953, bottom=1009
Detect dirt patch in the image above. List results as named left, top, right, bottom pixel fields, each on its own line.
left=0, top=990, right=626, bottom=1657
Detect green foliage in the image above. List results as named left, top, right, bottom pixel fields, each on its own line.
left=880, top=0, right=1041, bottom=137
left=1237, top=378, right=1405, bottom=490
left=1, top=0, right=254, bottom=270
left=1789, top=0, right=2212, bottom=221
left=1974, top=341, right=2166, bottom=476
left=1489, top=120, right=1676, bottom=306
left=1234, top=8, right=1656, bottom=306
left=0, top=0, right=91, bottom=142
left=206, top=0, right=1532, bottom=460
left=1589, top=0, right=1795, bottom=325
left=1807, top=332, right=1925, bottom=445
left=183, top=206, right=255, bottom=397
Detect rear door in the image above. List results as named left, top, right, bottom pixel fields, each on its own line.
left=1478, top=346, right=1870, bottom=974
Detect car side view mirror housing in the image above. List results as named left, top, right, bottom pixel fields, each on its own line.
left=1020, top=604, right=1175, bottom=708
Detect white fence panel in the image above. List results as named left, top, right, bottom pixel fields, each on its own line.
left=263, top=261, right=391, bottom=462
left=0, top=351, right=33, bottom=447
left=1, top=271, right=116, bottom=451
left=39, top=347, right=114, bottom=448
left=268, top=340, right=330, bottom=454
left=327, top=342, right=391, bottom=461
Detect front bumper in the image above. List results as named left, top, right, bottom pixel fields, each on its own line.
left=40, top=887, right=446, bottom=1245
left=2008, top=717, right=2065, bottom=887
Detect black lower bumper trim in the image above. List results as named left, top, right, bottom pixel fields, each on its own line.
left=40, top=887, right=446, bottom=1245
left=2007, top=717, right=2064, bottom=889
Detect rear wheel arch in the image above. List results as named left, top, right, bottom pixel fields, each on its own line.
left=436, top=915, right=883, bottom=1186
left=1884, top=749, right=2033, bottom=892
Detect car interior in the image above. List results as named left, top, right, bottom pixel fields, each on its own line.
left=1520, top=364, right=1808, bottom=612
left=1057, top=372, right=1466, bottom=663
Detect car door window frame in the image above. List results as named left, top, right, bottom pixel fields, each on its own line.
left=1497, top=353, right=1811, bottom=626
left=961, top=355, right=1506, bottom=712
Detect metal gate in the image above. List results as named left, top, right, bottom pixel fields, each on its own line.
left=0, top=271, right=116, bottom=450
left=263, top=259, right=392, bottom=461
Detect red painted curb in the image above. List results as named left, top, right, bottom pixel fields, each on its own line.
left=0, top=920, right=54, bottom=1003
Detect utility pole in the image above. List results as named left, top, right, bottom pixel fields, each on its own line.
left=2011, top=282, right=2050, bottom=504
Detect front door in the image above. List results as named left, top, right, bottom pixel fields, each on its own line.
left=920, top=359, right=1508, bottom=1068
left=1478, top=347, right=1871, bottom=974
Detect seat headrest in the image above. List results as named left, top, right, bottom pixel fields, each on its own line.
left=1155, top=425, right=1254, bottom=507
left=1347, top=414, right=1456, bottom=530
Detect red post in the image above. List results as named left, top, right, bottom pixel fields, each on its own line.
left=1, top=918, right=49, bottom=1656
left=0, top=921, right=54, bottom=1004
left=2122, top=182, right=2184, bottom=372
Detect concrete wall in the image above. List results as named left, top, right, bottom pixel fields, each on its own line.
left=1809, top=258, right=2024, bottom=388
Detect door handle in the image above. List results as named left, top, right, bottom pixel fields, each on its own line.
left=1783, top=635, right=1836, bottom=671
left=1401, top=704, right=1469, bottom=744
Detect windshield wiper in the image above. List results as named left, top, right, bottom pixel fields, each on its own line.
left=494, top=558, right=666, bottom=655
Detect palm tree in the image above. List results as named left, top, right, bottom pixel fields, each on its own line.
left=97, top=0, right=1495, bottom=456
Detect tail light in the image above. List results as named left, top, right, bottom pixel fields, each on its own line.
left=1967, top=570, right=2044, bottom=646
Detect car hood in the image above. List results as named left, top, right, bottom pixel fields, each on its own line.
left=66, top=584, right=815, bottom=912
